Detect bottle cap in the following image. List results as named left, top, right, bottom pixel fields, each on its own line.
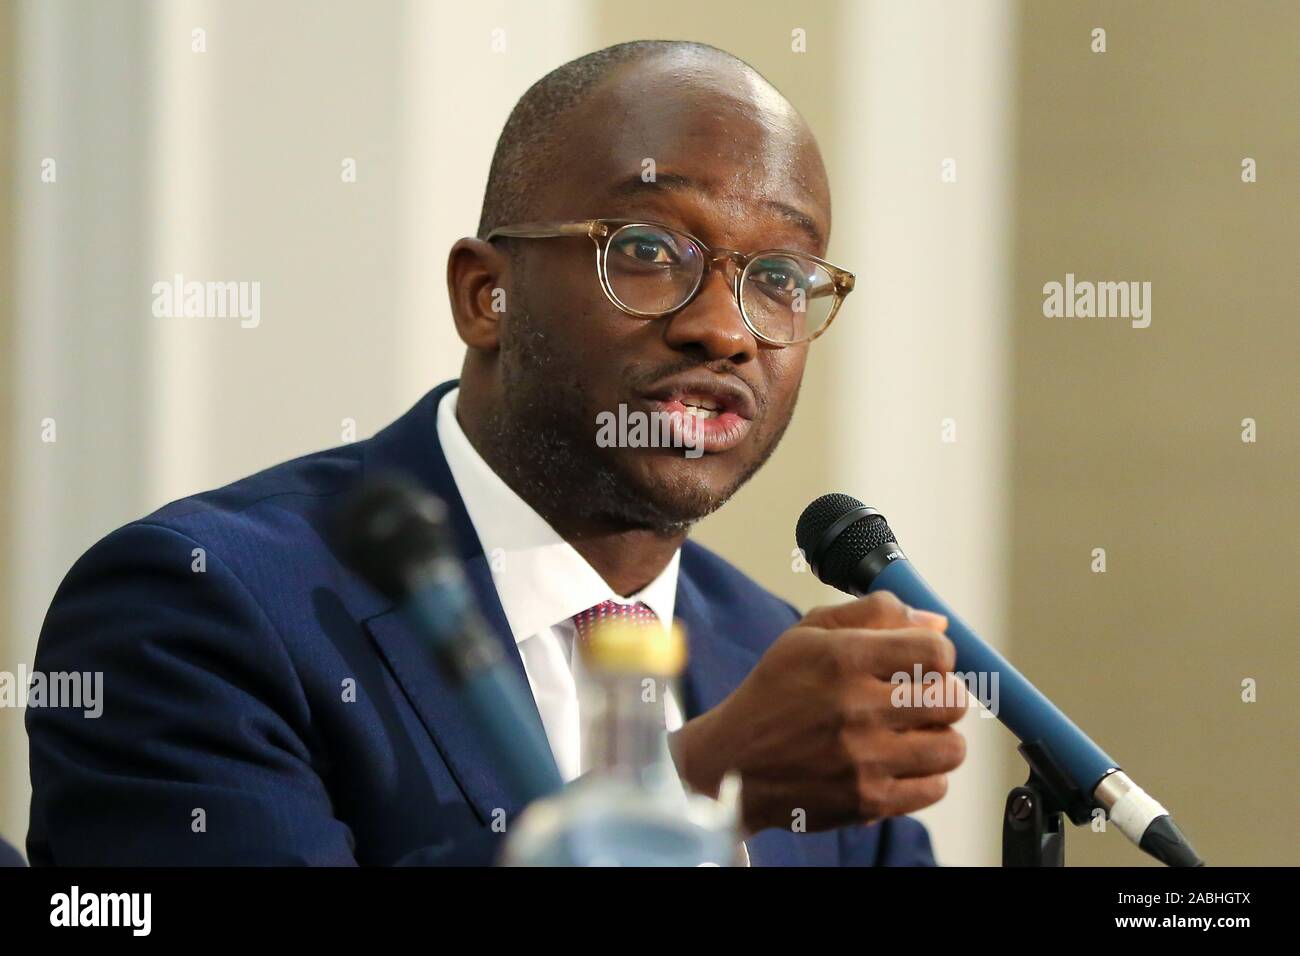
left=581, top=618, right=688, bottom=677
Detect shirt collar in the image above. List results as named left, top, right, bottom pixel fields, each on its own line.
left=436, top=387, right=680, bottom=643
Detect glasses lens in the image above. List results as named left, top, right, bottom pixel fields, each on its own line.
left=604, top=224, right=704, bottom=314
left=741, top=253, right=838, bottom=343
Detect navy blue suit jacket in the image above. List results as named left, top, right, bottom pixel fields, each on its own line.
left=26, top=381, right=935, bottom=866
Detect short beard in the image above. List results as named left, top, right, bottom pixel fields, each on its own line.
left=474, top=304, right=789, bottom=538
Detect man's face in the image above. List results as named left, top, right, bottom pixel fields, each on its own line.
left=490, top=55, right=833, bottom=534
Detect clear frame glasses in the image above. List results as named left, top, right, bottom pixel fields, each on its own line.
left=485, top=218, right=855, bottom=346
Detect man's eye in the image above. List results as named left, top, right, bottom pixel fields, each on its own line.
left=613, top=233, right=680, bottom=265
left=753, top=261, right=807, bottom=293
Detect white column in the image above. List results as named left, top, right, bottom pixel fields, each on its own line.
left=394, top=0, right=599, bottom=397
left=5, top=0, right=158, bottom=847
left=831, top=0, right=1017, bottom=865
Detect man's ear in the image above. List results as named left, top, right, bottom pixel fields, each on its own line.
left=446, top=238, right=511, bottom=351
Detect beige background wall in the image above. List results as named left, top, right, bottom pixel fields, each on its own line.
left=2, top=0, right=1295, bottom=865
left=1007, top=1, right=1300, bottom=865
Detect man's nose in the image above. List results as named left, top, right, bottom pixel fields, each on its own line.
left=661, top=261, right=758, bottom=363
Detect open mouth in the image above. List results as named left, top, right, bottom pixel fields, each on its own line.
left=640, top=376, right=758, bottom=455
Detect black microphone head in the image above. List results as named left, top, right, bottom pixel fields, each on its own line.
left=796, top=493, right=897, bottom=587
left=335, top=475, right=450, bottom=600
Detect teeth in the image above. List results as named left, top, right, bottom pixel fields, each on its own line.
left=683, top=406, right=720, bottom=420
left=680, top=396, right=721, bottom=412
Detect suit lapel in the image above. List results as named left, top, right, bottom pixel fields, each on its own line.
left=359, top=381, right=550, bottom=823
left=674, top=574, right=760, bottom=720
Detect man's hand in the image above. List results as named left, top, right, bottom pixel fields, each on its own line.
left=670, top=591, right=968, bottom=835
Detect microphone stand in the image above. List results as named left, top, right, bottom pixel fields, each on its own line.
left=1002, top=741, right=1096, bottom=866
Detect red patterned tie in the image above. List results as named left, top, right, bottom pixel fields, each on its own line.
left=571, top=600, right=661, bottom=644
left=571, top=601, right=667, bottom=728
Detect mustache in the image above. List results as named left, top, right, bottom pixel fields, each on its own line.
left=625, top=359, right=766, bottom=414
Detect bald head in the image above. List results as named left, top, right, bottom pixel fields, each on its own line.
left=476, top=40, right=830, bottom=249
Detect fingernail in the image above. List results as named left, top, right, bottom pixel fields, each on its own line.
left=908, top=607, right=948, bottom=630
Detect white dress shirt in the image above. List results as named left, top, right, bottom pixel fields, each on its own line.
left=435, top=387, right=685, bottom=782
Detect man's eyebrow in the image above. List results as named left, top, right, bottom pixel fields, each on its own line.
left=605, top=173, right=825, bottom=249
left=762, top=199, right=825, bottom=250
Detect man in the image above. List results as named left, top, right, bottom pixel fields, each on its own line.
left=27, top=40, right=966, bottom=866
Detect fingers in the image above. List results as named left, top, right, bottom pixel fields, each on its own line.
left=850, top=729, right=966, bottom=818
left=840, top=673, right=970, bottom=730
left=830, top=627, right=958, bottom=681
left=883, top=671, right=971, bottom=728
left=739, top=764, right=957, bottom=832
left=804, top=591, right=947, bottom=632
left=867, top=774, right=953, bottom=818
left=867, top=726, right=968, bottom=778
left=730, top=596, right=969, bottom=833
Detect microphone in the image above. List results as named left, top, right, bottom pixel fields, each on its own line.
left=337, top=475, right=564, bottom=805
left=796, top=493, right=1203, bottom=867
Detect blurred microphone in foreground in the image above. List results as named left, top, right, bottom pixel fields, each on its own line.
left=336, top=476, right=564, bottom=805
left=338, top=476, right=740, bottom=865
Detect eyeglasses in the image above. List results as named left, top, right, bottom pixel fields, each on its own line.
left=485, top=218, right=854, bottom=346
